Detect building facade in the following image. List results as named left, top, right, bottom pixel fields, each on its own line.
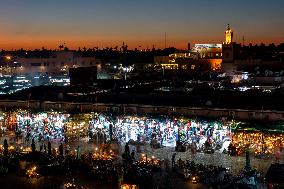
left=1, top=51, right=97, bottom=76
left=154, top=44, right=222, bottom=71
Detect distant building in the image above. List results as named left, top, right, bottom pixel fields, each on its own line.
left=2, top=51, right=98, bottom=76
left=222, top=24, right=235, bottom=63
left=154, top=44, right=222, bottom=71
left=154, top=55, right=179, bottom=70
left=154, top=56, right=169, bottom=64
left=220, top=24, right=283, bottom=74
left=69, top=66, right=97, bottom=86
left=222, top=24, right=242, bottom=73
left=192, top=44, right=222, bottom=59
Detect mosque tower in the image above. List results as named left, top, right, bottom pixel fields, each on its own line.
left=222, top=24, right=234, bottom=63
left=225, top=24, right=233, bottom=44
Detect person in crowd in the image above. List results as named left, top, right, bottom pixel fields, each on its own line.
left=77, top=145, right=81, bottom=160
left=125, top=143, right=130, bottom=155
left=31, top=138, right=36, bottom=153
left=40, top=144, right=43, bottom=152
left=59, top=143, right=64, bottom=157
left=43, top=143, right=47, bottom=153
left=172, top=153, right=176, bottom=168
left=131, top=149, right=135, bottom=161
left=48, top=141, right=52, bottom=155
left=65, top=144, right=70, bottom=156
left=177, top=158, right=184, bottom=167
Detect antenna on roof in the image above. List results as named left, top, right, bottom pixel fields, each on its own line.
left=165, top=32, right=167, bottom=49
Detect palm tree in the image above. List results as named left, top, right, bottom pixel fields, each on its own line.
left=59, top=45, right=64, bottom=51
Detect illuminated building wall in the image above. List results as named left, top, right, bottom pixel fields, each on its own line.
left=206, top=59, right=222, bottom=71
left=155, top=45, right=222, bottom=71
left=169, top=51, right=192, bottom=62
left=192, top=44, right=222, bottom=59
left=160, top=63, right=179, bottom=70
left=159, top=59, right=221, bottom=71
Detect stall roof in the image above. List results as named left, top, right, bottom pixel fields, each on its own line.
left=233, top=122, right=284, bottom=133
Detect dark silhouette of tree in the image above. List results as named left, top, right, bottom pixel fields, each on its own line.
left=59, top=45, right=64, bottom=51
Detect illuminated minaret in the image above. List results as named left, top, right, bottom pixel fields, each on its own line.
left=222, top=24, right=234, bottom=63
left=225, top=24, right=233, bottom=44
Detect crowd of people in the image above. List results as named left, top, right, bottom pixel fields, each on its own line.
left=5, top=111, right=67, bottom=142
left=0, top=136, right=169, bottom=189
left=230, top=131, right=284, bottom=157
left=1, top=110, right=233, bottom=153
left=1, top=109, right=284, bottom=162
left=0, top=109, right=283, bottom=188
left=1, top=110, right=284, bottom=159
left=174, top=158, right=260, bottom=188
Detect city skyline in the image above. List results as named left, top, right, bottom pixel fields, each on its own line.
left=0, top=0, right=283, bottom=50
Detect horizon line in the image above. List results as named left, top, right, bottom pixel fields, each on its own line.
left=0, top=41, right=283, bottom=51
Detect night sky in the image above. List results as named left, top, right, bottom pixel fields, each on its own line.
left=0, top=0, right=283, bottom=50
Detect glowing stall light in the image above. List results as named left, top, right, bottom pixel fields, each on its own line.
left=13, top=79, right=29, bottom=83
left=5, top=110, right=235, bottom=149
left=5, top=56, right=12, bottom=60
left=0, top=80, right=6, bottom=85
left=231, top=131, right=284, bottom=156
left=121, top=184, right=138, bottom=189
left=16, top=76, right=26, bottom=79
left=26, top=166, right=40, bottom=178
left=238, top=87, right=249, bottom=91
left=13, top=111, right=67, bottom=141
left=50, top=78, right=70, bottom=83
